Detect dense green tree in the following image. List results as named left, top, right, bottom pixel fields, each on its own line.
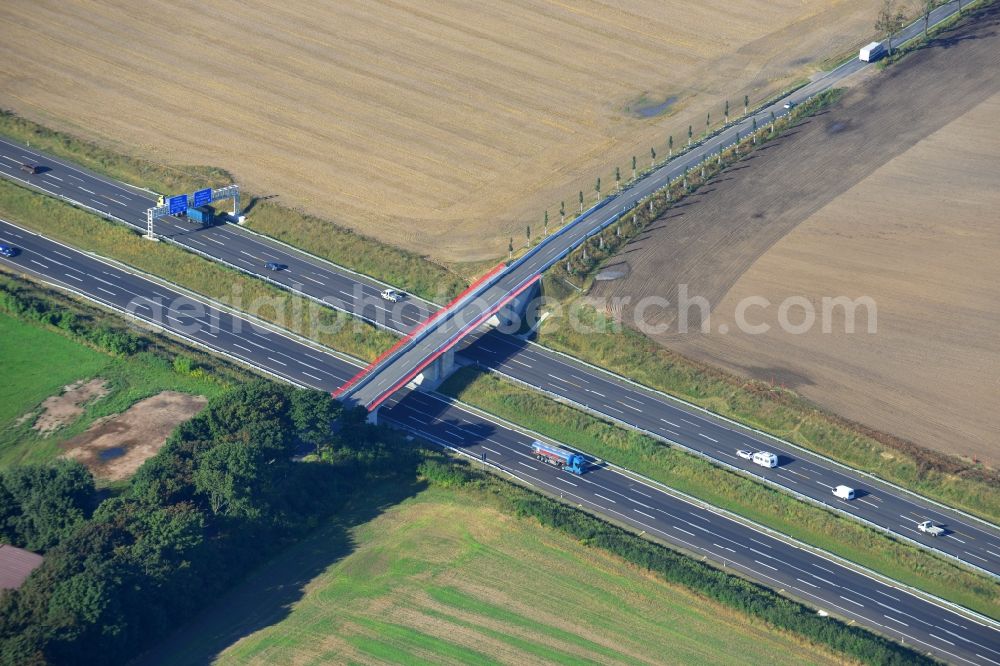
left=1, top=461, right=96, bottom=551
left=289, top=389, right=340, bottom=453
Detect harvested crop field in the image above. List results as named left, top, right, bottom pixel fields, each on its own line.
left=144, top=486, right=847, bottom=666
left=590, top=5, right=1000, bottom=466
left=0, top=0, right=878, bottom=263
left=62, top=391, right=207, bottom=481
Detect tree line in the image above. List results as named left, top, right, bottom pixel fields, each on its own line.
left=0, top=381, right=421, bottom=665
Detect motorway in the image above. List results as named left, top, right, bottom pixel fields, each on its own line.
left=0, top=217, right=997, bottom=665
left=3, top=110, right=999, bottom=577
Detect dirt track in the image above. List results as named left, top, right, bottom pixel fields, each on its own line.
left=591, top=4, right=1000, bottom=466
left=0, top=0, right=878, bottom=263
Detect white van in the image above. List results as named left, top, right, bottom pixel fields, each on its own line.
left=752, top=451, right=778, bottom=468
left=834, top=485, right=856, bottom=500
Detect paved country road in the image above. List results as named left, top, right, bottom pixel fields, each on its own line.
left=339, top=0, right=973, bottom=409
left=0, top=218, right=997, bottom=665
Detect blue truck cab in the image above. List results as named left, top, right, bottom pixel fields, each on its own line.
left=532, top=441, right=586, bottom=474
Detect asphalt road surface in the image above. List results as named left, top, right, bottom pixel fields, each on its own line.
left=339, top=0, right=973, bottom=409
left=1, top=218, right=997, bottom=665
left=2, top=108, right=998, bottom=578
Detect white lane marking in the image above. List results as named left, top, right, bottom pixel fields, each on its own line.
left=594, top=493, right=617, bottom=504
left=267, top=357, right=287, bottom=367
left=44, top=174, right=63, bottom=182
left=511, top=359, right=531, bottom=368
left=715, top=543, right=737, bottom=553
left=660, top=419, right=679, bottom=427
left=754, top=559, right=778, bottom=571
left=681, top=418, right=699, bottom=427
left=188, top=239, right=206, bottom=247
left=749, top=538, right=772, bottom=549
left=812, top=575, right=836, bottom=586
left=97, top=287, right=116, bottom=296
left=302, top=275, right=324, bottom=285
left=518, top=461, right=538, bottom=470
left=672, top=525, right=695, bottom=537
left=79, top=187, right=96, bottom=195
left=947, top=534, right=966, bottom=544
left=90, top=198, right=108, bottom=207
left=589, top=389, right=606, bottom=398
left=204, top=236, right=225, bottom=245
left=883, top=614, right=909, bottom=627
left=987, top=549, right=1000, bottom=558
left=29, top=259, right=49, bottom=268
left=631, top=488, right=652, bottom=498
left=302, top=371, right=323, bottom=381
left=796, top=578, right=819, bottom=588
left=1, top=156, right=19, bottom=164
left=481, top=446, right=500, bottom=455
left=838, top=595, right=864, bottom=607
left=232, top=343, right=252, bottom=352
left=857, top=498, right=878, bottom=508
left=556, top=476, right=577, bottom=487
left=63, top=272, right=83, bottom=282
left=929, top=634, right=955, bottom=647
left=964, top=550, right=988, bottom=562
left=634, top=509, right=656, bottom=519
left=618, top=400, right=641, bottom=412
left=698, top=433, right=718, bottom=442
left=777, top=473, right=798, bottom=485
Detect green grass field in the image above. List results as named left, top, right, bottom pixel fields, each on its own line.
left=145, top=485, right=848, bottom=666
left=0, top=312, right=223, bottom=468
left=439, top=367, right=1000, bottom=620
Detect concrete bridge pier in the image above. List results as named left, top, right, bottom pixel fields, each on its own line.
left=491, top=280, right=541, bottom=334
left=414, top=348, right=456, bottom=392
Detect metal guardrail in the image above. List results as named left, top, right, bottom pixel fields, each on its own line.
left=478, top=364, right=1000, bottom=582
left=416, top=390, right=1000, bottom=629
left=517, top=336, right=1000, bottom=536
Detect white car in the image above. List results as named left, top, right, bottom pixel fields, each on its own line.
left=783, top=100, right=797, bottom=110
left=737, top=449, right=754, bottom=461
left=833, top=485, right=856, bottom=500
left=380, top=288, right=404, bottom=303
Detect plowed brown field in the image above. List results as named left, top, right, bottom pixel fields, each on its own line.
left=0, top=0, right=877, bottom=262
left=590, top=5, right=1000, bottom=465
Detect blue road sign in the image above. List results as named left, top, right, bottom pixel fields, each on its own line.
left=167, top=194, right=188, bottom=215
left=193, top=188, right=212, bottom=207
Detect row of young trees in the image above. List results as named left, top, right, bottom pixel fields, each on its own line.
left=0, top=381, right=420, bottom=665
left=526, top=0, right=956, bottom=254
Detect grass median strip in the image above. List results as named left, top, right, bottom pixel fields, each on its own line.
left=0, top=178, right=397, bottom=363
left=439, top=366, right=1000, bottom=620
left=535, top=305, right=1000, bottom=526
left=0, top=110, right=467, bottom=302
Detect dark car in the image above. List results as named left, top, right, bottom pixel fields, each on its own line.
left=264, top=262, right=287, bottom=271
left=20, top=163, right=41, bottom=175
left=0, top=244, right=19, bottom=258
